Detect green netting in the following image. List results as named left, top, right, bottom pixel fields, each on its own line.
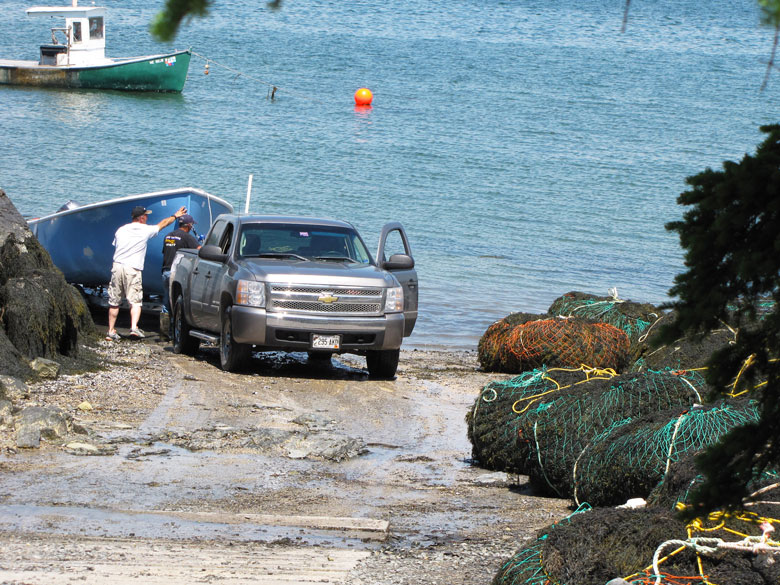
left=548, top=290, right=662, bottom=345
left=491, top=504, right=592, bottom=585
left=573, top=400, right=761, bottom=507
left=527, top=370, right=708, bottom=499
left=467, top=367, right=612, bottom=473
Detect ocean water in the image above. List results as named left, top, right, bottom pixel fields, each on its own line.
left=0, top=0, right=777, bottom=350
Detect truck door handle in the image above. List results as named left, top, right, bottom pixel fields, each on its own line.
left=193, top=269, right=199, bottom=275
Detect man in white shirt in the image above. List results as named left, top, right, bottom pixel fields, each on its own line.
left=106, top=204, right=186, bottom=340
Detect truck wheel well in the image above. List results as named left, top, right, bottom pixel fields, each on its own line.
left=220, top=293, right=234, bottom=312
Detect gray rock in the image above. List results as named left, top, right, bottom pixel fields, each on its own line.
left=15, top=405, right=70, bottom=446
left=30, top=357, right=61, bottom=379
left=0, top=399, right=13, bottom=428
left=285, top=433, right=367, bottom=462
left=16, top=425, right=41, bottom=449
left=245, top=428, right=295, bottom=449
left=292, top=413, right=334, bottom=429
left=0, top=375, right=27, bottom=402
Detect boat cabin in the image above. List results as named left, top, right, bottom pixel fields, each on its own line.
left=26, top=2, right=108, bottom=66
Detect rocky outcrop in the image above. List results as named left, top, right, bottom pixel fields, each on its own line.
left=0, top=189, right=95, bottom=378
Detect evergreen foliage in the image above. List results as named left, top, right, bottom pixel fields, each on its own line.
left=660, top=124, right=780, bottom=515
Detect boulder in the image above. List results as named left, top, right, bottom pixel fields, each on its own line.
left=30, top=357, right=61, bottom=379
left=0, top=399, right=13, bottom=428
left=14, top=405, right=71, bottom=448
left=0, top=375, right=27, bottom=402
left=0, top=188, right=95, bottom=377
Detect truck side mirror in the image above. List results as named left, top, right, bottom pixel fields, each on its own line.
left=382, top=254, right=414, bottom=270
left=198, top=244, right=227, bottom=263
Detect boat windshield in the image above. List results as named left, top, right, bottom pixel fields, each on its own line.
left=89, top=17, right=103, bottom=40
left=238, top=223, right=372, bottom=264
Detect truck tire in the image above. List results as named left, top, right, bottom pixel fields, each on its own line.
left=220, top=306, right=250, bottom=372
left=173, top=296, right=200, bottom=356
left=366, top=349, right=400, bottom=379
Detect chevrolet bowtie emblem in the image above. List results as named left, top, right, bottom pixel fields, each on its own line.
left=318, top=293, right=339, bottom=303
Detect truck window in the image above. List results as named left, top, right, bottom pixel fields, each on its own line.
left=238, top=223, right=371, bottom=262
left=204, top=220, right=227, bottom=248
left=382, top=229, right=409, bottom=261
left=218, top=224, right=234, bottom=254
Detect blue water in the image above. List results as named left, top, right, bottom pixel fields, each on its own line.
left=0, top=0, right=777, bottom=350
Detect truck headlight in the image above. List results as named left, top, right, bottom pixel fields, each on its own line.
left=384, top=285, right=404, bottom=313
left=236, top=280, right=266, bottom=307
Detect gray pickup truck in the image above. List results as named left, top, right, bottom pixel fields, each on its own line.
left=169, top=214, right=418, bottom=378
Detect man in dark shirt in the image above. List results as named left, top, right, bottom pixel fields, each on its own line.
left=160, top=214, right=200, bottom=338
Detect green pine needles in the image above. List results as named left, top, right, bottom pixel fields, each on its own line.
left=660, top=124, right=780, bottom=515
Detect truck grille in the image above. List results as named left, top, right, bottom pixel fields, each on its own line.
left=269, top=284, right=383, bottom=315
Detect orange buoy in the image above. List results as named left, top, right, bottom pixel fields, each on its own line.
left=354, top=87, right=373, bottom=106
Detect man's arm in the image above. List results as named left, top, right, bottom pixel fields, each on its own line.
left=156, top=206, right=187, bottom=231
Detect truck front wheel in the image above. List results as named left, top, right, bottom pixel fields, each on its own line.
left=220, top=306, right=250, bottom=372
left=173, top=296, right=200, bottom=356
left=366, top=349, right=400, bottom=379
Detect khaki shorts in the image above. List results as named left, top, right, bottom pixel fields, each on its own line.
left=108, top=263, right=144, bottom=307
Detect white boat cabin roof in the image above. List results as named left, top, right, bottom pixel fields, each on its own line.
left=26, top=6, right=105, bottom=19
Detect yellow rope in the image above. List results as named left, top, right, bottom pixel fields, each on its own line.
left=510, top=365, right=616, bottom=414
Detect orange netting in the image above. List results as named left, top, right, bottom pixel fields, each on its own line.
left=506, top=318, right=630, bottom=372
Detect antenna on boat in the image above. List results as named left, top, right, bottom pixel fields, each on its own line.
left=244, top=174, right=253, bottom=214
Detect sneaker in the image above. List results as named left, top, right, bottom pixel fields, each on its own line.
left=129, top=328, right=145, bottom=339
left=105, top=331, right=120, bottom=341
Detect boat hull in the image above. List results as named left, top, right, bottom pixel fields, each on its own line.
left=0, top=50, right=191, bottom=92
left=28, top=188, right=233, bottom=296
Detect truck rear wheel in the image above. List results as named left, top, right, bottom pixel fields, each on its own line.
left=173, top=296, right=200, bottom=356
left=220, top=306, right=250, bottom=372
left=366, top=349, right=400, bottom=379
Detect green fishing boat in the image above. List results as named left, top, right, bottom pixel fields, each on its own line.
left=0, top=1, right=191, bottom=92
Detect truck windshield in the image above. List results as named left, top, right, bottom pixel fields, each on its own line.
left=238, top=224, right=372, bottom=264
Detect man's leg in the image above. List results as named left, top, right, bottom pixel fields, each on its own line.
left=107, top=264, right=123, bottom=338
left=130, top=303, right=142, bottom=331
left=161, top=270, right=171, bottom=313
left=108, top=305, right=119, bottom=334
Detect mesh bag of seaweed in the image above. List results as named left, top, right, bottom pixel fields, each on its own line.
left=478, top=313, right=546, bottom=372
left=493, top=502, right=780, bottom=585
left=572, top=400, right=761, bottom=508
left=468, top=366, right=615, bottom=474
left=526, top=369, right=708, bottom=500
left=548, top=290, right=663, bottom=345
left=504, top=317, right=630, bottom=373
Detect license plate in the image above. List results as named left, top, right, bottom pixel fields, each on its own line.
left=311, top=334, right=340, bottom=350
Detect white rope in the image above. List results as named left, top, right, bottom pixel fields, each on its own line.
left=189, top=50, right=321, bottom=102
left=653, top=530, right=780, bottom=585
left=534, top=420, right=562, bottom=498
left=676, top=375, right=702, bottom=402
left=662, top=413, right=687, bottom=479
